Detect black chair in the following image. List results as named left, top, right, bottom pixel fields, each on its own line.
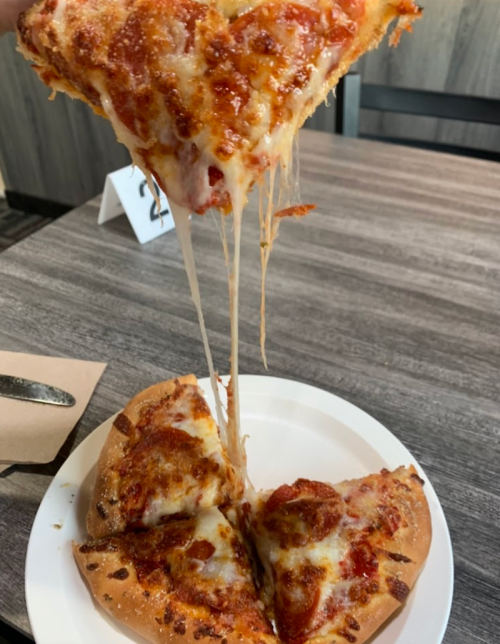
left=335, top=72, right=500, bottom=162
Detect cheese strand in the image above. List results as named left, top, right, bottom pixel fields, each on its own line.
left=170, top=204, right=227, bottom=447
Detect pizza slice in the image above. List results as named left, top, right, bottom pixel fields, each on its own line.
left=75, top=506, right=278, bottom=644
left=248, top=466, right=431, bottom=644
left=87, top=375, right=242, bottom=539
left=16, top=0, right=422, bottom=216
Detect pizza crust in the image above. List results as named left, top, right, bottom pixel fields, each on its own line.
left=74, top=509, right=278, bottom=644
left=73, top=545, right=258, bottom=644
left=74, top=540, right=178, bottom=644
left=332, top=465, right=432, bottom=644
left=337, top=465, right=432, bottom=576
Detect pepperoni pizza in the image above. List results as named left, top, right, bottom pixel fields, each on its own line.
left=248, top=468, right=431, bottom=644
left=87, top=375, right=242, bottom=540
left=74, top=379, right=432, bottom=644
left=75, top=507, right=278, bottom=644
left=17, top=0, right=422, bottom=215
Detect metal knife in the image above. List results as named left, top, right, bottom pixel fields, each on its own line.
left=0, top=375, right=76, bottom=407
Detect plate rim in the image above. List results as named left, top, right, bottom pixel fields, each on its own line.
left=25, top=375, right=454, bottom=644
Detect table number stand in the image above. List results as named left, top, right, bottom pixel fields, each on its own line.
left=98, top=166, right=175, bottom=244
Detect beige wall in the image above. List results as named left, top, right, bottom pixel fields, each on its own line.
left=0, top=167, right=4, bottom=196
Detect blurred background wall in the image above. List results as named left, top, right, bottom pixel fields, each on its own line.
left=0, top=33, right=130, bottom=211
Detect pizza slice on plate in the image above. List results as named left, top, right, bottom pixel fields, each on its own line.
left=248, top=466, right=432, bottom=644
left=87, top=375, right=241, bottom=539
left=17, top=0, right=422, bottom=215
left=75, top=506, right=278, bottom=644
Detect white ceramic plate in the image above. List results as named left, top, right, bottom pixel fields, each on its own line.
left=26, top=375, right=453, bottom=644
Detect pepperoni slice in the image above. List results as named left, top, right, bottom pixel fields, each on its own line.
left=263, top=479, right=344, bottom=548
left=342, top=540, right=378, bottom=580
left=266, top=479, right=340, bottom=513
left=276, top=565, right=324, bottom=644
left=276, top=587, right=321, bottom=644
left=186, top=539, right=216, bottom=561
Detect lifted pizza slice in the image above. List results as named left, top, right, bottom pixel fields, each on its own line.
left=16, top=0, right=422, bottom=448
left=17, top=0, right=421, bottom=215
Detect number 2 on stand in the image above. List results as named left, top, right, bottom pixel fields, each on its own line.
left=139, top=180, right=170, bottom=221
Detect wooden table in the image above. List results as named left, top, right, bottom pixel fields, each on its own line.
left=0, top=131, right=499, bottom=643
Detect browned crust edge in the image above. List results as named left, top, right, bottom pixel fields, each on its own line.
left=340, top=465, right=432, bottom=644
left=72, top=539, right=277, bottom=644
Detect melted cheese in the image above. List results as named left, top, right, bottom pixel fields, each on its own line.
left=170, top=205, right=227, bottom=442
left=52, top=0, right=67, bottom=26
left=250, top=483, right=378, bottom=640
left=225, top=182, right=246, bottom=479
left=143, top=475, right=222, bottom=526
left=191, top=507, right=247, bottom=584
left=170, top=201, right=249, bottom=493
left=252, top=516, right=353, bottom=616
left=258, top=143, right=301, bottom=366
left=139, top=383, right=232, bottom=525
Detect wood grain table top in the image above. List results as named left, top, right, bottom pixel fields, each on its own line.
left=0, top=131, right=499, bottom=643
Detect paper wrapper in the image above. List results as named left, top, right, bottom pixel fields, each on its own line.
left=0, top=351, right=106, bottom=471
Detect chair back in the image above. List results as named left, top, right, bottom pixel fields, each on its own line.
left=335, top=73, right=500, bottom=161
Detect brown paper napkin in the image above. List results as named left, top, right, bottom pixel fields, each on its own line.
left=0, top=351, right=107, bottom=471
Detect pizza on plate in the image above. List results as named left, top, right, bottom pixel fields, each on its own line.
left=87, top=375, right=242, bottom=539
left=248, top=467, right=431, bottom=644
left=74, top=379, right=432, bottom=644
left=75, top=506, right=278, bottom=644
